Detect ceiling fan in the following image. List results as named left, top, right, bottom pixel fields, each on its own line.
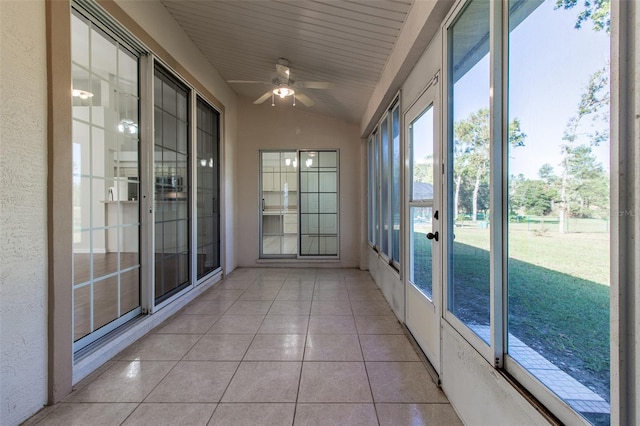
left=227, top=58, right=333, bottom=107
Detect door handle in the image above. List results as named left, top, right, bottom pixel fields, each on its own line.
left=262, top=198, right=265, bottom=212
left=426, top=231, right=439, bottom=241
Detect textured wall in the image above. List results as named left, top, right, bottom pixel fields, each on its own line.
left=0, top=1, right=49, bottom=425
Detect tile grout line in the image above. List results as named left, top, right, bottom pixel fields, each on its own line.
left=349, top=277, right=382, bottom=426
left=208, top=272, right=280, bottom=422
left=292, top=269, right=316, bottom=425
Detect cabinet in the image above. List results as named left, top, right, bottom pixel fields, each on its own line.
left=283, top=213, right=297, bottom=234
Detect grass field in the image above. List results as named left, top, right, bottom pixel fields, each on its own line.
left=413, top=218, right=610, bottom=400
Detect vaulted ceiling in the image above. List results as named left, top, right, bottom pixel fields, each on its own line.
left=160, top=0, right=414, bottom=123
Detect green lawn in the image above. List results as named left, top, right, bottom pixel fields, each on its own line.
left=413, top=219, right=610, bottom=400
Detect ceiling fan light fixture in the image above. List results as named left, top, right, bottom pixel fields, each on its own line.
left=273, top=87, right=294, bottom=98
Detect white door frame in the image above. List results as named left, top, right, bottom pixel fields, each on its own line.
left=403, top=73, right=443, bottom=375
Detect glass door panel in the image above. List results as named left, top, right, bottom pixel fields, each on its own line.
left=196, top=97, right=220, bottom=278
left=299, top=151, right=339, bottom=257
left=154, top=64, right=190, bottom=304
left=260, top=151, right=297, bottom=257
left=71, top=11, right=141, bottom=350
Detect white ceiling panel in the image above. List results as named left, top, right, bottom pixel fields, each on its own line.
left=160, top=0, right=414, bottom=123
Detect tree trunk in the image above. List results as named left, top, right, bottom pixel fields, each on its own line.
left=559, top=163, right=568, bottom=234
left=472, top=168, right=482, bottom=222
left=454, top=174, right=461, bottom=222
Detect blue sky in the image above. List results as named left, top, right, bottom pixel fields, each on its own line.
left=452, top=0, right=610, bottom=179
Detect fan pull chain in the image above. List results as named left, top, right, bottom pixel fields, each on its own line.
left=293, top=94, right=296, bottom=107
left=271, top=93, right=275, bottom=107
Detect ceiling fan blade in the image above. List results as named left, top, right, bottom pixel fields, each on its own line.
left=295, top=93, right=315, bottom=107
left=254, top=91, right=273, bottom=104
left=228, top=80, right=270, bottom=84
left=296, top=81, right=334, bottom=89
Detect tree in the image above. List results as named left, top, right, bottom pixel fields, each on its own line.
left=554, top=0, right=610, bottom=33
left=558, top=67, right=610, bottom=231
left=454, top=108, right=526, bottom=221
left=412, top=155, right=434, bottom=184
left=538, top=163, right=557, bottom=184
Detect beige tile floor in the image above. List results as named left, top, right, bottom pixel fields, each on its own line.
left=29, top=268, right=463, bottom=426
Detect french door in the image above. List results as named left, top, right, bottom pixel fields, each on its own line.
left=405, top=79, right=442, bottom=374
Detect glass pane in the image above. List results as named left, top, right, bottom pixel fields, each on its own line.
left=93, top=276, right=119, bottom=330
left=300, top=235, right=318, bottom=255
left=319, top=194, right=337, bottom=213
left=507, top=0, right=610, bottom=421
left=71, top=14, right=89, bottom=67
left=448, top=0, right=491, bottom=344
left=74, top=285, right=91, bottom=341
left=411, top=105, right=434, bottom=200
left=380, top=118, right=390, bottom=256
left=319, top=214, right=337, bottom=234
left=121, top=268, right=140, bottom=314
left=118, top=48, right=138, bottom=95
left=154, top=65, right=190, bottom=303
left=373, top=133, right=379, bottom=247
left=260, top=151, right=297, bottom=257
left=368, top=136, right=374, bottom=243
left=392, top=105, right=401, bottom=263
left=319, top=151, right=337, bottom=167
left=319, top=172, right=337, bottom=192
left=90, top=27, right=117, bottom=81
left=299, top=150, right=338, bottom=257
left=73, top=231, right=91, bottom=285
left=410, top=207, right=433, bottom=299
left=73, top=122, right=90, bottom=175
left=72, top=11, right=142, bottom=347
left=301, top=214, right=319, bottom=234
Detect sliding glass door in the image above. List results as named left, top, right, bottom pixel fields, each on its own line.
left=153, top=64, right=190, bottom=304
left=299, top=150, right=339, bottom=257
left=196, top=97, right=220, bottom=277
left=259, top=150, right=339, bottom=258
left=71, top=10, right=141, bottom=350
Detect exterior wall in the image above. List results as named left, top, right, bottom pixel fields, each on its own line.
left=441, top=322, right=548, bottom=425
left=0, top=1, right=49, bottom=424
left=367, top=250, right=404, bottom=319
left=236, top=97, right=361, bottom=268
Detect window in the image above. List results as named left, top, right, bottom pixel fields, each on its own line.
left=380, top=116, right=390, bottom=255
left=373, top=131, right=380, bottom=248
left=506, top=0, right=610, bottom=422
left=153, top=64, right=190, bottom=304
left=409, top=105, right=435, bottom=299
left=367, top=135, right=375, bottom=244
left=447, top=0, right=491, bottom=344
left=444, top=0, right=611, bottom=423
left=367, top=97, right=402, bottom=267
left=391, top=104, right=401, bottom=264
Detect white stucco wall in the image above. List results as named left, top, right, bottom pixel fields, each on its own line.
left=0, top=1, right=49, bottom=425
left=236, top=98, right=361, bottom=268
